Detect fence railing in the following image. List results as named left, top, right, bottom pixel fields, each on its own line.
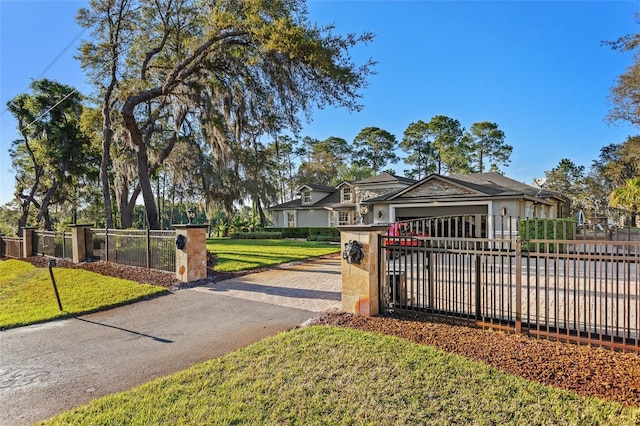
left=1, top=225, right=204, bottom=282
left=89, top=228, right=176, bottom=273
left=0, top=236, right=23, bottom=258
left=380, top=215, right=640, bottom=353
left=34, top=230, right=73, bottom=259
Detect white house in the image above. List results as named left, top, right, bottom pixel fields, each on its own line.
left=268, top=172, right=568, bottom=234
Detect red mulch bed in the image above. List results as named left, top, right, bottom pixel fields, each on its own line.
left=307, top=311, right=640, bottom=408
left=19, top=256, right=241, bottom=292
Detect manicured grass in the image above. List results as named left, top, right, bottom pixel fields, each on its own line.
left=0, top=260, right=168, bottom=330
left=42, top=326, right=639, bottom=425
left=207, top=238, right=340, bottom=272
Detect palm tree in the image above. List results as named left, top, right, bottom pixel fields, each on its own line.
left=609, top=178, right=640, bottom=227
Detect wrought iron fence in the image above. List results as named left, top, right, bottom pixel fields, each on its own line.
left=89, top=228, right=175, bottom=273
left=523, top=239, right=640, bottom=351
left=380, top=215, right=640, bottom=353
left=2, top=228, right=177, bottom=274
left=34, top=230, right=73, bottom=259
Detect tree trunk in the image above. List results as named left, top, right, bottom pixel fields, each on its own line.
left=17, top=201, right=29, bottom=237
left=123, top=100, right=157, bottom=229
left=256, top=198, right=267, bottom=227
left=36, top=180, right=59, bottom=226
left=115, top=174, right=132, bottom=228
left=135, top=144, right=159, bottom=229
left=156, top=172, right=161, bottom=229
left=43, top=210, right=52, bottom=231
left=170, top=179, right=175, bottom=226
left=101, top=126, right=114, bottom=228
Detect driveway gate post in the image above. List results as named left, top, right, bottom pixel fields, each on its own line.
left=173, top=224, right=208, bottom=282
left=21, top=227, right=37, bottom=258
left=337, top=224, right=389, bottom=316
left=70, top=224, right=92, bottom=263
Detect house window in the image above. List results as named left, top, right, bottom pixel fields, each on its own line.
left=338, top=211, right=350, bottom=226
left=286, top=211, right=296, bottom=228
left=342, top=187, right=351, bottom=202
left=303, top=191, right=312, bottom=204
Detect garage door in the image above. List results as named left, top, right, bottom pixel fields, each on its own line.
left=394, top=204, right=488, bottom=221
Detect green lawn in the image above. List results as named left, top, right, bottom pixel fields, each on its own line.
left=0, top=260, right=168, bottom=330
left=42, top=326, right=639, bottom=425
left=207, top=238, right=340, bottom=272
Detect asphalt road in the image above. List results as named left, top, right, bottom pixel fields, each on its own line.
left=0, top=289, right=320, bottom=425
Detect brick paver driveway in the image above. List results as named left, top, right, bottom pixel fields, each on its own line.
left=195, top=256, right=342, bottom=312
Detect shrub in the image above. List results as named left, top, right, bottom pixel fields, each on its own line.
left=519, top=218, right=576, bottom=252
left=229, top=232, right=283, bottom=240
left=264, top=227, right=339, bottom=239
left=306, top=235, right=340, bottom=242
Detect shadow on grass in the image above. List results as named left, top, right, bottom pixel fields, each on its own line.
left=0, top=290, right=171, bottom=331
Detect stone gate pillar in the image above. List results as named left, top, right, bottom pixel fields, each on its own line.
left=21, top=226, right=37, bottom=258
left=70, top=224, right=92, bottom=263
left=337, top=224, right=389, bottom=316
left=173, top=224, right=208, bottom=282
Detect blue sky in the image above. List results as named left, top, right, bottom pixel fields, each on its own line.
left=1, top=0, right=638, bottom=207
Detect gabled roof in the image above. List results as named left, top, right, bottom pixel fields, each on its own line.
left=380, top=174, right=486, bottom=201
left=448, top=172, right=565, bottom=199
left=268, top=189, right=341, bottom=210
left=268, top=198, right=303, bottom=210
left=363, top=172, right=566, bottom=203
left=297, top=184, right=335, bottom=193
left=352, top=172, right=416, bottom=186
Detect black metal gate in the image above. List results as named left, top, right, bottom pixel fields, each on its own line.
left=379, top=215, right=640, bottom=352
left=381, top=234, right=520, bottom=331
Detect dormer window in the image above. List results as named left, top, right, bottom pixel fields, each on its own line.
left=342, top=187, right=352, bottom=202
left=302, top=190, right=312, bottom=204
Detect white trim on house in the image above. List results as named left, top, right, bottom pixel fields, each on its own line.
left=285, top=210, right=296, bottom=228
left=341, top=186, right=352, bottom=203
left=380, top=201, right=491, bottom=224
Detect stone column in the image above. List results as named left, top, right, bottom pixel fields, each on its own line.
left=337, top=224, right=389, bottom=316
left=70, top=224, right=92, bottom=263
left=173, top=224, right=208, bottom=282
left=21, top=226, right=37, bottom=258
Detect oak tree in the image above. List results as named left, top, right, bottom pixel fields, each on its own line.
left=78, top=0, right=374, bottom=229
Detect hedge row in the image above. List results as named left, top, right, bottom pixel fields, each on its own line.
left=306, top=235, right=340, bottom=242
left=264, top=227, right=339, bottom=239
left=519, top=218, right=576, bottom=253
left=229, top=231, right=283, bottom=240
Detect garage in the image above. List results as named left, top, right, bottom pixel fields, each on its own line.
left=394, top=204, right=488, bottom=221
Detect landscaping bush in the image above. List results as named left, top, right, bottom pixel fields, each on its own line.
left=520, top=218, right=576, bottom=252
left=306, top=235, right=340, bottom=242
left=229, top=231, right=283, bottom=240
left=265, top=227, right=339, bottom=239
